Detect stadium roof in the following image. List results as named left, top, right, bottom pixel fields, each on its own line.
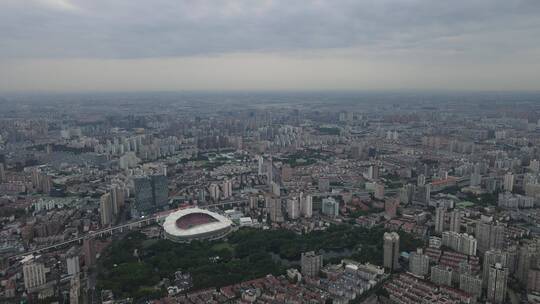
left=162, top=207, right=232, bottom=238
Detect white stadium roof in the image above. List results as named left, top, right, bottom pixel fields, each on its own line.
left=162, top=207, right=233, bottom=238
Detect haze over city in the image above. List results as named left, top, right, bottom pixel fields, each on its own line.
left=2, top=2, right=540, bottom=304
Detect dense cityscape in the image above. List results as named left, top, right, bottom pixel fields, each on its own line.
left=0, top=92, right=539, bottom=304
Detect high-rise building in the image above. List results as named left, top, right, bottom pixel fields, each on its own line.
left=434, top=207, right=446, bottom=234
left=417, top=174, right=426, bottom=186
left=429, top=236, right=442, bottom=249
left=384, top=198, right=399, bottom=219
left=267, top=196, right=283, bottom=223
left=530, top=159, right=540, bottom=173
left=100, top=193, right=113, bottom=227
left=209, top=183, right=220, bottom=201
left=134, top=176, right=154, bottom=211
left=528, top=269, right=540, bottom=292
left=286, top=197, right=300, bottom=220
left=459, top=273, right=482, bottom=299
left=374, top=182, right=385, bottom=200
left=449, top=210, right=461, bottom=233
left=257, top=155, right=265, bottom=175
left=110, top=185, right=125, bottom=215
left=83, top=238, right=96, bottom=268
left=67, top=254, right=80, bottom=276
left=69, top=276, right=80, bottom=304
left=409, top=248, right=430, bottom=277
left=321, top=197, right=339, bottom=217
left=517, top=245, right=533, bottom=284
left=476, top=221, right=505, bottom=253
left=152, top=175, right=168, bottom=208
left=399, top=184, right=415, bottom=205
left=368, top=165, right=379, bottom=180
left=0, top=163, right=5, bottom=183
left=487, top=263, right=508, bottom=304
left=483, top=250, right=508, bottom=287
left=301, top=251, right=323, bottom=277
left=459, top=234, right=478, bottom=256
left=441, top=231, right=477, bottom=256
left=221, top=179, right=233, bottom=199
left=383, top=232, right=400, bottom=271
left=442, top=231, right=460, bottom=250
left=23, top=258, right=46, bottom=291
left=504, top=172, right=514, bottom=192
left=414, top=183, right=431, bottom=205
left=470, top=173, right=482, bottom=187
left=506, top=245, right=519, bottom=275
left=133, top=175, right=168, bottom=214
left=301, top=195, right=313, bottom=218
left=431, top=265, right=452, bottom=286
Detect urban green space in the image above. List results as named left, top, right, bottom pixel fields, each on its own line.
left=97, top=225, right=423, bottom=301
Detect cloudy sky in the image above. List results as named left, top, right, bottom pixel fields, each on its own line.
left=0, top=0, right=539, bottom=92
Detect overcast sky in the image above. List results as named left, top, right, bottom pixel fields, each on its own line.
left=0, top=0, right=539, bottom=92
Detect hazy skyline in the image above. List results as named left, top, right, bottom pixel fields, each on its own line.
left=1, top=0, right=539, bottom=92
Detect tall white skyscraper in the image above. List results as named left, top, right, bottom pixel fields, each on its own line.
left=287, top=197, right=300, bottom=220
left=301, top=195, right=313, bottom=218
left=434, top=207, right=446, bottom=234
left=383, top=232, right=400, bottom=271
left=449, top=210, right=461, bottom=232
left=504, top=172, right=514, bottom=192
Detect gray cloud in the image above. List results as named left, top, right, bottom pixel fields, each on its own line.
left=1, top=0, right=539, bottom=59
left=1, top=0, right=540, bottom=92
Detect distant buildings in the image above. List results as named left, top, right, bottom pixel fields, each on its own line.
left=100, top=193, right=113, bottom=227
left=503, top=172, right=514, bottom=192
left=449, top=210, right=461, bottom=232
left=487, top=263, right=508, bottom=304
left=430, top=264, right=452, bottom=287
left=483, top=249, right=508, bottom=288
left=384, top=198, right=398, bottom=219
left=0, top=163, right=5, bottom=183
left=528, top=269, right=540, bottom=292
left=409, top=248, right=429, bottom=277
left=83, top=238, right=96, bottom=268
left=133, top=174, right=168, bottom=215
left=321, top=197, right=339, bottom=217
left=374, top=183, right=385, bottom=200
left=22, top=257, right=46, bottom=291
left=66, top=253, right=80, bottom=276
left=286, top=197, right=300, bottom=220
left=300, top=194, right=313, bottom=218
left=367, top=165, right=379, bottom=180
left=459, top=273, right=482, bottom=299
left=301, top=251, right=323, bottom=277
left=476, top=221, right=505, bottom=253
left=318, top=177, right=330, bottom=192
left=383, top=232, right=400, bottom=271
left=441, top=231, right=477, bottom=256
left=434, top=207, right=445, bottom=234
left=517, top=244, right=534, bottom=285
left=498, top=192, right=535, bottom=209
left=267, top=196, right=283, bottom=223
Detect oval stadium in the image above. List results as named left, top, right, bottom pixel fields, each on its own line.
left=162, top=208, right=233, bottom=243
